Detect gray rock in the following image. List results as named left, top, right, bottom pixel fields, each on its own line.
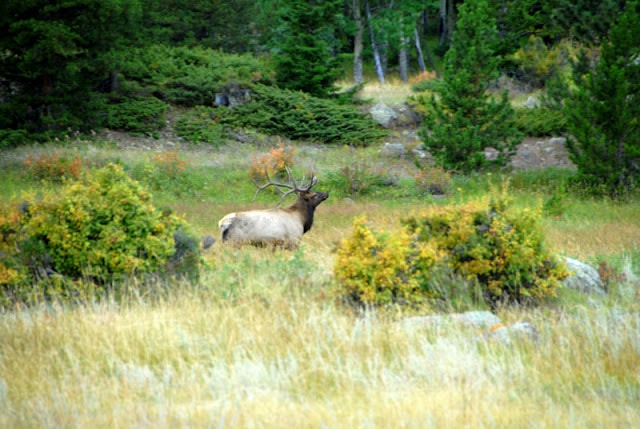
left=370, top=102, right=399, bottom=128
left=481, top=321, right=539, bottom=344
left=411, top=149, right=428, bottom=159
left=549, top=137, right=567, bottom=146
left=525, top=96, right=540, bottom=109
left=201, top=235, right=216, bottom=250
left=380, top=142, right=406, bottom=158
left=400, top=311, right=502, bottom=330
left=562, top=257, right=606, bottom=295
left=484, top=148, right=499, bottom=161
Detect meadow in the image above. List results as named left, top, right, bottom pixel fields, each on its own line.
left=1, top=83, right=640, bottom=427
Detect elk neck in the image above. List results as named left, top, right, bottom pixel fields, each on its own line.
left=285, top=192, right=327, bottom=233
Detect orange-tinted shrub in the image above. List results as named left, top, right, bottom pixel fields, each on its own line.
left=24, top=153, right=84, bottom=181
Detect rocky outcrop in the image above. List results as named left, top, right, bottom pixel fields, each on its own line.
left=562, top=257, right=606, bottom=295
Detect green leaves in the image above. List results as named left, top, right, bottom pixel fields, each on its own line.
left=0, top=164, right=201, bottom=296
left=419, top=0, right=521, bottom=174
left=215, top=85, right=386, bottom=145
left=564, top=1, right=640, bottom=196
left=273, top=0, right=343, bottom=98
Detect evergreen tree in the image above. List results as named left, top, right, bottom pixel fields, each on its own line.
left=420, top=0, right=521, bottom=173
left=564, top=2, right=640, bottom=196
left=0, top=0, right=142, bottom=133
left=273, top=0, right=343, bottom=98
left=551, top=0, right=624, bottom=46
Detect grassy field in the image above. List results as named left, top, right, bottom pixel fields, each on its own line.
left=1, top=85, right=640, bottom=427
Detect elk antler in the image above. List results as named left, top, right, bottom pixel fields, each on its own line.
left=252, top=166, right=318, bottom=205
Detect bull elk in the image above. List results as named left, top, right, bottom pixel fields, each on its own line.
left=218, top=167, right=329, bottom=248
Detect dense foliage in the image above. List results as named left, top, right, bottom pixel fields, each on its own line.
left=418, top=0, right=521, bottom=173
left=117, top=45, right=274, bottom=107
left=274, top=0, right=343, bottom=98
left=0, top=0, right=143, bottom=135
left=564, top=1, right=640, bottom=196
left=207, top=85, right=387, bottom=146
left=0, top=164, right=201, bottom=305
left=334, top=189, right=568, bottom=310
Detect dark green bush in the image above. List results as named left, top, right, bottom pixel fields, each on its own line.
left=0, top=164, right=202, bottom=306
left=118, top=45, right=274, bottom=106
left=0, top=129, right=29, bottom=149
left=174, top=107, right=225, bottom=144
left=104, top=97, right=167, bottom=136
left=217, top=85, right=387, bottom=145
left=411, top=78, right=446, bottom=93
left=514, top=107, right=567, bottom=136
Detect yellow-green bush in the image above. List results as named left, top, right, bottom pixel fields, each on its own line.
left=334, top=215, right=439, bottom=308
left=334, top=193, right=568, bottom=309
left=508, top=37, right=576, bottom=88
left=0, top=164, right=201, bottom=305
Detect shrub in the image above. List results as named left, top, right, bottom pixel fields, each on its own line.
left=152, top=150, right=188, bottom=180
left=412, top=165, right=451, bottom=196
left=118, top=45, right=274, bottom=106
left=0, top=164, right=201, bottom=305
left=250, top=140, right=297, bottom=181
left=334, top=189, right=568, bottom=309
left=24, top=153, right=84, bottom=182
left=217, top=84, right=387, bottom=145
left=334, top=215, right=439, bottom=309
left=508, top=37, right=575, bottom=88
left=0, top=129, right=29, bottom=149
left=104, top=96, right=167, bottom=136
left=325, top=159, right=398, bottom=198
left=402, top=195, right=568, bottom=304
left=174, top=107, right=225, bottom=145
left=513, top=107, right=567, bottom=137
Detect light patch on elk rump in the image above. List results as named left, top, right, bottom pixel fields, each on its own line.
left=218, top=168, right=328, bottom=249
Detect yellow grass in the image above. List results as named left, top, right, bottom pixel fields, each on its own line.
left=337, top=78, right=415, bottom=106
left=1, top=281, right=639, bottom=428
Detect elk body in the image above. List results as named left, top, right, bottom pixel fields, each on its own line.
left=218, top=168, right=328, bottom=248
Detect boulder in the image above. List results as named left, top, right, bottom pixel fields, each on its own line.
left=549, top=137, right=567, bottom=146
left=481, top=321, right=539, bottom=344
left=524, top=96, right=541, bottom=109
left=400, top=311, right=502, bottom=330
left=562, top=257, right=606, bottom=295
left=380, top=142, right=406, bottom=158
left=370, top=102, right=398, bottom=128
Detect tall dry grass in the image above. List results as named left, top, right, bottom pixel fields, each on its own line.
left=1, top=269, right=639, bottom=428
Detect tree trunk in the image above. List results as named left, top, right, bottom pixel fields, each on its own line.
left=446, top=0, right=455, bottom=44
left=414, top=26, right=440, bottom=78
left=413, top=27, right=426, bottom=73
left=110, top=71, right=120, bottom=93
left=353, top=0, right=364, bottom=85
left=365, top=0, right=385, bottom=85
left=439, top=0, right=447, bottom=45
left=399, top=31, right=410, bottom=82
left=439, top=0, right=455, bottom=46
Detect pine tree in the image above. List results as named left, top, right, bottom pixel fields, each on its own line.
left=420, top=0, right=521, bottom=173
left=273, top=0, right=343, bottom=98
left=0, top=0, right=143, bottom=133
left=564, top=1, right=640, bottom=196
